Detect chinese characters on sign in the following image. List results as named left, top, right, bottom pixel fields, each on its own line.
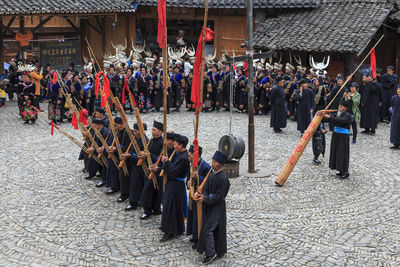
left=40, top=40, right=78, bottom=69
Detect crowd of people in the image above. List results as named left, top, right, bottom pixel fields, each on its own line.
left=2, top=55, right=400, bottom=263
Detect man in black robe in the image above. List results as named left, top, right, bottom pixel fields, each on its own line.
left=270, top=76, right=287, bottom=133
left=380, top=66, right=398, bottom=122
left=139, top=121, right=164, bottom=219
left=327, top=76, right=345, bottom=130
left=296, top=79, right=315, bottom=134
left=86, top=119, right=110, bottom=180
left=324, top=99, right=353, bottom=179
left=196, top=151, right=230, bottom=265
left=360, top=74, right=380, bottom=135
left=155, top=134, right=190, bottom=242
left=187, top=144, right=211, bottom=249
left=124, top=123, right=148, bottom=211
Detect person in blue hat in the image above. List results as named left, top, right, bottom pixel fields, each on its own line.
left=196, top=150, right=230, bottom=265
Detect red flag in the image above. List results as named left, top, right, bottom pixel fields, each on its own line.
left=51, top=121, right=55, bottom=135
left=193, top=138, right=199, bottom=167
left=191, top=27, right=215, bottom=114
left=157, top=0, right=166, bottom=49
left=79, top=109, right=89, bottom=126
left=128, top=89, right=137, bottom=107
left=52, top=72, right=58, bottom=84
left=371, top=48, right=376, bottom=79
left=71, top=112, right=78, bottom=130
left=122, top=76, right=128, bottom=104
left=101, top=76, right=110, bottom=108
left=95, top=71, right=110, bottom=108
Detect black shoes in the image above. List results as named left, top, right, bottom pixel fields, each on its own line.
left=390, top=145, right=399, bottom=149
left=361, top=129, right=370, bottom=134
left=124, top=204, right=138, bottom=211
left=160, top=233, right=174, bottom=242
left=191, top=242, right=197, bottom=250
left=369, top=130, right=376, bottom=135
left=106, top=189, right=118, bottom=195
left=85, top=176, right=94, bottom=180
left=96, top=181, right=106, bottom=187
left=140, top=213, right=151, bottom=220
left=153, top=210, right=162, bottom=215
left=340, top=173, right=350, bottom=179
left=117, top=196, right=129, bottom=202
left=202, top=254, right=217, bottom=265
left=336, top=172, right=342, bottom=176
left=274, top=128, right=282, bottom=133
left=313, top=159, right=321, bottom=165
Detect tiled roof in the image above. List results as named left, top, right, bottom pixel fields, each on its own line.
left=0, top=0, right=134, bottom=15
left=253, top=0, right=393, bottom=54
left=136, top=0, right=320, bottom=9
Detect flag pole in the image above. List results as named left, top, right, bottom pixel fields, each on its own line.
left=194, top=0, right=209, bottom=240
left=162, top=27, right=168, bottom=191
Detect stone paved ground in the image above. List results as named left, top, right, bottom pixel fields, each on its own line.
left=1, top=100, right=400, bottom=267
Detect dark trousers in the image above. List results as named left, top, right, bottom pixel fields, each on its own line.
left=204, top=219, right=219, bottom=257
left=173, top=85, right=181, bottom=108
left=351, top=121, right=357, bottom=141
left=139, top=177, right=162, bottom=214
left=129, top=166, right=145, bottom=205
left=33, top=96, right=40, bottom=109
left=106, top=159, right=119, bottom=190
left=119, top=168, right=130, bottom=197
left=87, top=157, right=99, bottom=178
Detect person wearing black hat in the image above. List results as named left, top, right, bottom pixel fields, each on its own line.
left=326, top=76, right=346, bottom=119
left=270, top=76, right=287, bottom=133
left=344, top=82, right=361, bottom=144
left=124, top=123, right=149, bottom=211
left=380, top=66, right=398, bottom=122
left=86, top=118, right=110, bottom=181
left=139, top=120, right=164, bottom=220
left=94, top=107, right=109, bottom=128
left=187, top=144, right=211, bottom=248
left=324, top=99, right=353, bottom=179
left=296, top=79, right=315, bottom=134
left=155, top=134, right=190, bottom=242
left=208, top=64, right=222, bottom=112
left=195, top=150, right=230, bottom=265
left=360, top=73, right=380, bottom=135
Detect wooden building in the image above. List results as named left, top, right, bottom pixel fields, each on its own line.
left=0, top=0, right=320, bottom=70
left=253, top=0, right=400, bottom=77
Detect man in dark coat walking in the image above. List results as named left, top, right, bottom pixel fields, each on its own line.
left=360, top=74, right=380, bottom=135
left=324, top=99, right=353, bottom=179
left=270, top=76, right=287, bottom=133
left=196, top=150, right=230, bottom=265
left=380, top=66, right=398, bottom=122
left=296, top=79, right=315, bottom=134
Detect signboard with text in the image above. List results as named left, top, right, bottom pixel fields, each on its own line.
left=40, top=40, right=79, bottom=69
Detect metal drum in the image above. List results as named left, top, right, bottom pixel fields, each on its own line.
left=218, top=135, right=245, bottom=161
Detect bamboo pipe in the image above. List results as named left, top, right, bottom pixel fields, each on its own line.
left=137, top=138, right=152, bottom=166
left=159, top=150, right=176, bottom=177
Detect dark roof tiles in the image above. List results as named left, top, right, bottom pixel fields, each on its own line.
left=253, top=0, right=393, bottom=54
left=136, top=0, right=320, bottom=9
left=0, top=0, right=134, bottom=15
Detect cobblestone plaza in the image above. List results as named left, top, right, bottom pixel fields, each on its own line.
left=1, top=101, right=400, bottom=266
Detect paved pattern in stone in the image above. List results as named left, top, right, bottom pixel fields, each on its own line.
left=1, top=100, right=400, bottom=266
